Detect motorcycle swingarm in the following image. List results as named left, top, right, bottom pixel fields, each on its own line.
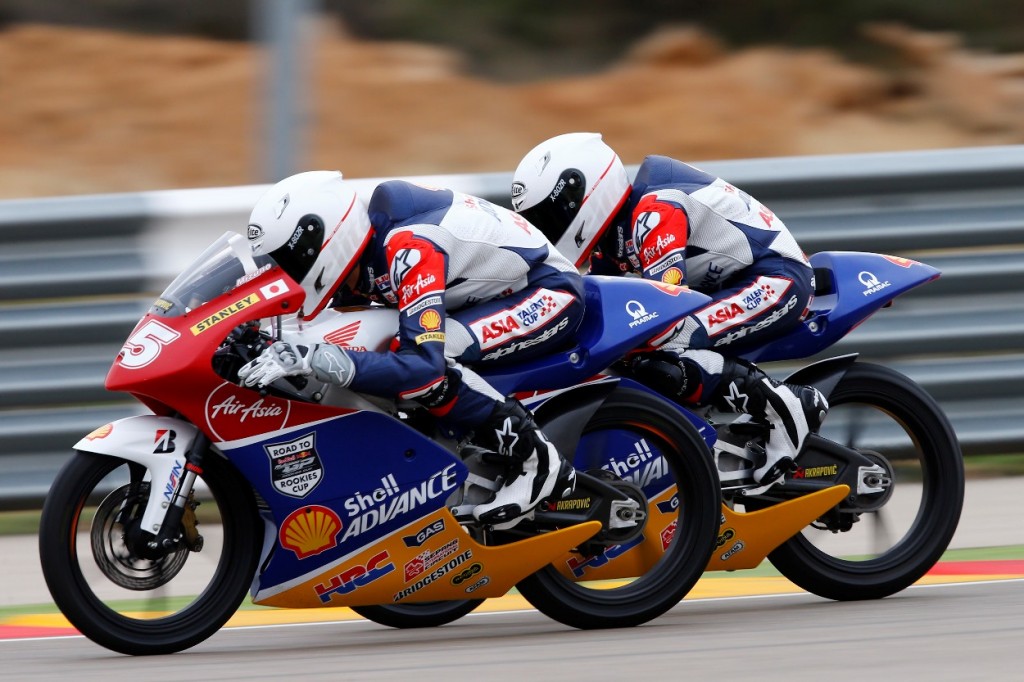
left=755, top=433, right=893, bottom=512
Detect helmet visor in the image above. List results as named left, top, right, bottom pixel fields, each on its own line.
left=266, top=213, right=325, bottom=285
left=517, top=168, right=586, bottom=242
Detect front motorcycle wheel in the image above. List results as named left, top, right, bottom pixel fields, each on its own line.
left=766, top=362, right=965, bottom=600
left=515, top=387, right=721, bottom=629
left=39, top=450, right=263, bottom=655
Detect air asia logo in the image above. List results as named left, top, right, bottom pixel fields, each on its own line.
left=315, top=551, right=395, bottom=604
left=279, top=505, right=342, bottom=559
left=401, top=273, right=439, bottom=305
left=205, top=383, right=289, bottom=441
left=859, top=271, right=892, bottom=296
left=626, top=300, right=659, bottom=328
left=323, top=320, right=367, bottom=351
left=642, top=233, right=676, bottom=263
left=265, top=432, right=324, bottom=498
left=153, top=429, right=176, bottom=453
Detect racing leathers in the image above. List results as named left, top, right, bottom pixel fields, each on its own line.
left=591, top=156, right=827, bottom=487
left=345, top=181, right=581, bottom=525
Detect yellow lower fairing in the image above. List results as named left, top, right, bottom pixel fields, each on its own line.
left=255, top=508, right=602, bottom=608
left=706, top=485, right=850, bottom=571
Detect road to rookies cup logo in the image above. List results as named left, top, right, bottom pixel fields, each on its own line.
left=265, top=432, right=324, bottom=498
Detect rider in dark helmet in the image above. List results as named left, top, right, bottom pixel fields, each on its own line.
left=239, top=171, right=580, bottom=527
left=512, top=133, right=827, bottom=491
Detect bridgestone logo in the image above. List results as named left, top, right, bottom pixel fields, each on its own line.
left=392, top=550, right=472, bottom=602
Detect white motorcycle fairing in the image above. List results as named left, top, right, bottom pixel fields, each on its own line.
left=74, top=414, right=199, bottom=536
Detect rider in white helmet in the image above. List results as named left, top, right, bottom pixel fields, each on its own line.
left=512, top=133, right=827, bottom=491
left=239, top=171, right=580, bottom=528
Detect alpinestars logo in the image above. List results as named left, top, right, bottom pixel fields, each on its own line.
left=494, top=417, right=519, bottom=456
left=722, top=382, right=750, bottom=412
left=391, top=248, right=420, bottom=288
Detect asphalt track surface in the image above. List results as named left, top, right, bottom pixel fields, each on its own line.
left=1, top=579, right=1021, bottom=680
left=4, top=476, right=1022, bottom=677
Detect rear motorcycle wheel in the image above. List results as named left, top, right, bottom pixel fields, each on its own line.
left=39, top=450, right=263, bottom=655
left=515, top=387, right=721, bottom=629
left=765, top=362, right=965, bottom=600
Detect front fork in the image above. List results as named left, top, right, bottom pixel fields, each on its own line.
left=128, top=433, right=208, bottom=559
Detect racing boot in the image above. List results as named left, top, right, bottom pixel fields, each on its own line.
left=712, top=359, right=828, bottom=486
left=471, top=399, right=576, bottom=529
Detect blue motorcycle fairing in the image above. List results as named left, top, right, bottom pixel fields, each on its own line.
left=482, top=276, right=712, bottom=395
left=523, top=375, right=717, bottom=455
left=741, top=252, right=941, bottom=363
left=218, top=410, right=468, bottom=593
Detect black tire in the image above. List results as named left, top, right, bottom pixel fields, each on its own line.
left=515, top=387, right=721, bottom=629
left=39, top=450, right=263, bottom=655
left=766, top=362, right=965, bottom=600
left=351, top=599, right=483, bottom=628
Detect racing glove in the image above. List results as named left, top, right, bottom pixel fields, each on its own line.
left=238, top=341, right=355, bottom=388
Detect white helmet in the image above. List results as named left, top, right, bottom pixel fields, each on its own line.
left=247, top=170, right=372, bottom=321
left=511, top=132, right=631, bottom=267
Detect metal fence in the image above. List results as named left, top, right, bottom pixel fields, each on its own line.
left=2, top=146, right=1023, bottom=510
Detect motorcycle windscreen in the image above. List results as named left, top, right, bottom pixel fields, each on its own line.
left=151, top=231, right=280, bottom=318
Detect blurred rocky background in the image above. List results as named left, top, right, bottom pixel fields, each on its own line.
left=1, top=0, right=1023, bottom=198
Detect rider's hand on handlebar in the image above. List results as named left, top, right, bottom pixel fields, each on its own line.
left=238, top=340, right=357, bottom=389
left=238, top=341, right=313, bottom=387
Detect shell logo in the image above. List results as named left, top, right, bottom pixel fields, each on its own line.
left=419, top=309, right=442, bottom=331
left=280, top=505, right=343, bottom=559
left=85, top=423, right=114, bottom=440
left=662, top=267, right=683, bottom=285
